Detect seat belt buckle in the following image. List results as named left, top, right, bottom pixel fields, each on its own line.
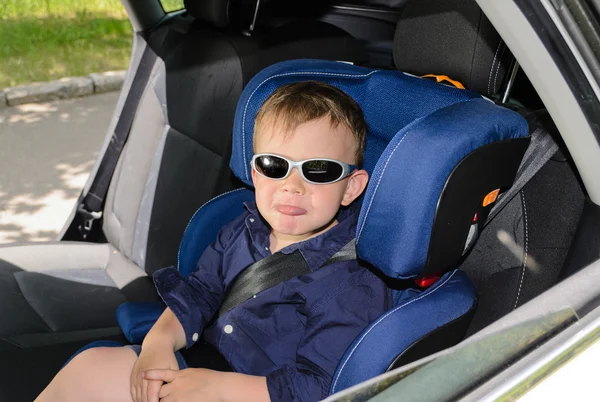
left=77, top=204, right=102, bottom=239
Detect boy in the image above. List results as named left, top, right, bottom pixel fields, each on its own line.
left=36, top=81, right=390, bottom=402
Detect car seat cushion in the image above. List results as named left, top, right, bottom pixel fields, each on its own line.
left=177, top=188, right=255, bottom=278
left=329, top=269, right=476, bottom=394
left=116, top=301, right=166, bottom=344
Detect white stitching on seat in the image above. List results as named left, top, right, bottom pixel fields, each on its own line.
left=355, top=94, right=478, bottom=243
left=356, top=128, right=412, bottom=241
left=514, top=191, right=528, bottom=309
left=177, top=188, right=248, bottom=271
left=493, top=42, right=507, bottom=95
left=241, top=69, right=379, bottom=181
left=330, top=270, right=458, bottom=392
left=488, top=41, right=503, bottom=96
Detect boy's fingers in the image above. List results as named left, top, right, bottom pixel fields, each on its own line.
left=158, top=382, right=173, bottom=399
left=143, top=369, right=178, bottom=383
left=142, top=379, right=148, bottom=402
left=147, top=380, right=162, bottom=402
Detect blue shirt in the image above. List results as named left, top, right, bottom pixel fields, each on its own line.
left=153, top=202, right=391, bottom=402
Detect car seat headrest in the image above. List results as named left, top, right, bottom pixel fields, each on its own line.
left=184, top=0, right=275, bottom=29
left=229, top=59, right=529, bottom=279
left=230, top=59, right=480, bottom=185
left=184, top=0, right=230, bottom=27
left=393, top=0, right=513, bottom=97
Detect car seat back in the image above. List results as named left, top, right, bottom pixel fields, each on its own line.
left=78, top=0, right=367, bottom=275
left=393, top=0, right=514, bottom=97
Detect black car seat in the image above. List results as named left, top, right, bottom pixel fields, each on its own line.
left=387, top=0, right=586, bottom=334
left=462, top=111, right=586, bottom=335
left=0, top=0, right=367, bottom=350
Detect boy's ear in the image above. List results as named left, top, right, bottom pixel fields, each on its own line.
left=341, top=169, right=369, bottom=206
left=250, top=162, right=257, bottom=185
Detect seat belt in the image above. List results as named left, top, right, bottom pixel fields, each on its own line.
left=486, top=127, right=558, bottom=226
left=218, top=239, right=357, bottom=317
left=75, top=17, right=194, bottom=240
left=77, top=44, right=158, bottom=239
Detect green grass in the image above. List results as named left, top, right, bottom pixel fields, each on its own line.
left=0, top=0, right=184, bottom=88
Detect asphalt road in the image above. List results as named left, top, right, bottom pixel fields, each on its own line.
left=0, top=92, right=119, bottom=243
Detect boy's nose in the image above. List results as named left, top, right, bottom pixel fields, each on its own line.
left=281, top=168, right=306, bottom=194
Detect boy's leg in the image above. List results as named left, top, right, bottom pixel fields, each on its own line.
left=35, top=346, right=138, bottom=402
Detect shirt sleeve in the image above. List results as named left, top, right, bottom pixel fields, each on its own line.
left=153, top=215, right=244, bottom=348
left=265, top=268, right=389, bottom=402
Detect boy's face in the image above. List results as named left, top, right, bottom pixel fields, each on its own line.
left=252, top=116, right=368, bottom=243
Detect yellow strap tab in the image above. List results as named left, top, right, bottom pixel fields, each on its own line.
left=421, top=74, right=465, bottom=89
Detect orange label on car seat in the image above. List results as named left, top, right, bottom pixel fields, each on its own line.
left=483, top=189, right=501, bottom=207
left=420, top=74, right=465, bottom=89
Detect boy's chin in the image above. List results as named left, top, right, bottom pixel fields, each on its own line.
left=271, top=220, right=335, bottom=240
left=271, top=226, right=311, bottom=238
left=271, top=222, right=317, bottom=238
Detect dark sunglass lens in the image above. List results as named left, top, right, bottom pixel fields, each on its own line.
left=255, top=155, right=289, bottom=179
left=302, top=160, right=343, bottom=183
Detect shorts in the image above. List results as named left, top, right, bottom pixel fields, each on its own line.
left=126, top=340, right=232, bottom=372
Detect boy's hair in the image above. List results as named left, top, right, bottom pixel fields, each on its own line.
left=254, top=81, right=367, bottom=166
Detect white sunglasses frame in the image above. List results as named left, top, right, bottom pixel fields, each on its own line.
left=251, top=153, right=358, bottom=185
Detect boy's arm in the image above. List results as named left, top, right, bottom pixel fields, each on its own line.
left=142, top=307, right=186, bottom=351
left=131, top=307, right=187, bottom=402
left=152, top=213, right=246, bottom=348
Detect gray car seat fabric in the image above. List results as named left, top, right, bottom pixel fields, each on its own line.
left=462, top=113, right=585, bottom=335
left=0, top=5, right=367, bottom=346
left=0, top=243, right=143, bottom=335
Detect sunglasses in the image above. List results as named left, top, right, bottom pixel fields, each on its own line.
left=251, top=153, right=358, bottom=184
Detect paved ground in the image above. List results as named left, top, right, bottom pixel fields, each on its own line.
left=0, top=92, right=119, bottom=243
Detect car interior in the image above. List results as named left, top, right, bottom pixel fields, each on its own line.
left=0, top=0, right=591, bottom=400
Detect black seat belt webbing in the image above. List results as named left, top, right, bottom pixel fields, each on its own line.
left=218, top=239, right=357, bottom=317
left=77, top=45, right=158, bottom=238
left=486, top=128, right=558, bottom=226
left=324, top=238, right=357, bottom=265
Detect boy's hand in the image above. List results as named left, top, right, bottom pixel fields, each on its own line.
left=130, top=345, right=179, bottom=402
left=143, top=368, right=271, bottom=402
left=142, top=368, right=222, bottom=402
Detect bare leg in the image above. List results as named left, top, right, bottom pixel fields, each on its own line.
left=35, top=346, right=138, bottom=402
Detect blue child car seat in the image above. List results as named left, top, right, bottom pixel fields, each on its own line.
left=113, top=58, right=529, bottom=394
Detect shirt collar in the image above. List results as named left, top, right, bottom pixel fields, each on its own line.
left=243, top=201, right=360, bottom=271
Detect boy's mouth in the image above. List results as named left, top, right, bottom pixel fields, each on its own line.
left=275, top=205, right=307, bottom=216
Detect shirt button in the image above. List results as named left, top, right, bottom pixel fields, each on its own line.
left=224, top=324, right=233, bottom=334
left=265, top=247, right=269, bottom=251
left=192, top=333, right=199, bottom=342
left=249, top=218, right=255, bottom=223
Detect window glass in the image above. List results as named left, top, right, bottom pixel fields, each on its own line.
left=161, top=0, right=184, bottom=13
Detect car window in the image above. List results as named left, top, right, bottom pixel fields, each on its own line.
left=161, top=0, right=184, bottom=13
left=555, top=0, right=600, bottom=86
